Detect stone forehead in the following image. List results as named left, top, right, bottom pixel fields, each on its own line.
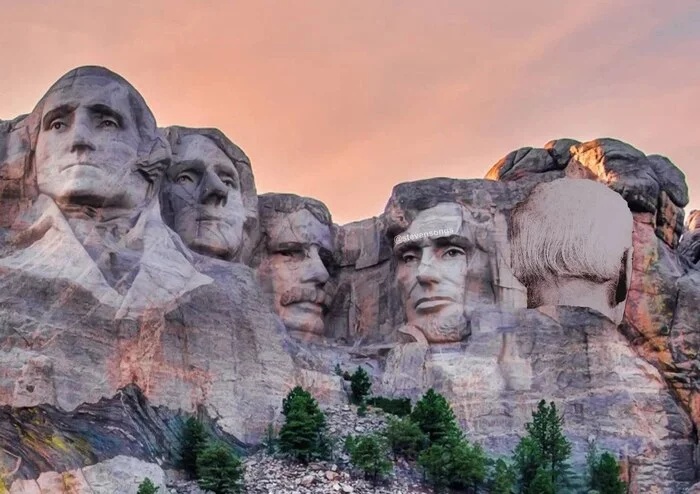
left=258, top=193, right=332, bottom=228
left=176, top=134, right=233, bottom=165
left=403, top=203, right=467, bottom=234
left=30, top=66, right=159, bottom=144
left=265, top=209, right=333, bottom=249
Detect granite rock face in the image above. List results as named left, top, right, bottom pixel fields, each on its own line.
left=8, top=455, right=168, bottom=494
left=1, top=67, right=699, bottom=494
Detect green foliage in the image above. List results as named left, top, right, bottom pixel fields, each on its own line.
left=586, top=446, right=626, bottom=494
left=344, top=434, right=357, bottom=455
left=384, top=416, right=428, bottom=459
left=418, top=441, right=452, bottom=492
left=349, top=434, right=393, bottom=483
left=279, top=388, right=328, bottom=463
left=136, top=477, right=159, bottom=494
left=418, top=435, right=488, bottom=492
left=490, top=458, right=516, bottom=494
left=357, top=401, right=368, bottom=417
left=514, top=436, right=545, bottom=491
left=180, top=416, right=207, bottom=478
left=281, top=386, right=326, bottom=430
left=196, top=441, right=244, bottom=494
left=366, top=396, right=412, bottom=417
left=410, top=389, right=460, bottom=444
left=448, top=438, right=488, bottom=490
left=334, top=363, right=343, bottom=376
left=526, top=466, right=555, bottom=494
left=350, top=366, right=372, bottom=404
left=514, top=400, right=572, bottom=493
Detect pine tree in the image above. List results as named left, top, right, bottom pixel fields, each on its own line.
left=384, top=416, right=428, bottom=459
left=526, top=466, right=554, bottom=494
left=588, top=450, right=626, bottom=494
left=282, top=386, right=326, bottom=431
left=349, top=434, right=393, bottom=483
left=418, top=442, right=452, bottom=492
left=514, top=400, right=572, bottom=492
left=136, top=477, right=159, bottom=494
left=490, top=458, right=516, bottom=494
left=180, top=416, right=208, bottom=478
left=279, top=388, right=328, bottom=463
left=350, top=366, right=372, bottom=404
left=279, top=397, right=319, bottom=463
left=411, top=389, right=460, bottom=444
left=525, top=400, right=571, bottom=486
left=513, top=436, right=543, bottom=491
left=449, top=439, right=488, bottom=491
left=196, top=441, right=244, bottom=494
left=419, top=435, right=488, bottom=493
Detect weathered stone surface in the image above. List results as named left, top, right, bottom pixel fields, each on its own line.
left=0, top=385, right=224, bottom=478
left=9, top=455, right=167, bottom=494
left=485, top=147, right=563, bottom=181
left=647, top=154, right=690, bottom=208
left=679, top=210, right=700, bottom=265
left=1, top=67, right=698, bottom=493
left=255, top=193, right=336, bottom=338
left=160, top=126, right=259, bottom=264
left=380, top=307, right=696, bottom=493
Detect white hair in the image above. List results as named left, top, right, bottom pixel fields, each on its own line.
left=510, top=178, right=633, bottom=292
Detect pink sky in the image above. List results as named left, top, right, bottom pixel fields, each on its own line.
left=1, top=0, right=698, bottom=224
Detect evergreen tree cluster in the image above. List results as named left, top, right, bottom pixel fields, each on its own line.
left=273, top=386, right=627, bottom=494
left=278, top=386, right=329, bottom=463
left=179, top=416, right=244, bottom=494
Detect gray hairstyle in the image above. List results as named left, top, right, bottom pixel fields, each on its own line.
left=509, top=178, right=633, bottom=291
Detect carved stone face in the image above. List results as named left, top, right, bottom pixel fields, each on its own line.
left=394, top=203, right=473, bottom=344
left=260, top=209, right=333, bottom=335
left=161, top=134, right=245, bottom=260
left=34, top=77, right=146, bottom=210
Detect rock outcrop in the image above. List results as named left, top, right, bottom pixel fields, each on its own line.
left=1, top=67, right=698, bottom=493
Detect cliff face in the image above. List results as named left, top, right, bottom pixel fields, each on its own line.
left=1, top=67, right=699, bottom=493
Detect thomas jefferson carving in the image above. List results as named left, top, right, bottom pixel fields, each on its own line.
left=160, top=127, right=258, bottom=262
left=509, top=178, right=633, bottom=324
left=256, top=193, right=335, bottom=337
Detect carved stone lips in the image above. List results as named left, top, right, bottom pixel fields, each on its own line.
left=414, top=296, right=454, bottom=312
left=196, top=213, right=225, bottom=222
left=62, top=162, right=101, bottom=171
left=292, top=301, right=324, bottom=314
left=280, top=287, right=329, bottom=310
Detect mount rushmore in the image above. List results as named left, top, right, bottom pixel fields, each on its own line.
left=0, top=66, right=699, bottom=493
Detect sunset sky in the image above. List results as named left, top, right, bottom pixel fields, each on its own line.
left=1, top=0, right=698, bottom=224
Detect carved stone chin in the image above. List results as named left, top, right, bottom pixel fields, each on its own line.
left=161, top=132, right=246, bottom=260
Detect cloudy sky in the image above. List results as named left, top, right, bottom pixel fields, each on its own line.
left=1, top=0, right=698, bottom=224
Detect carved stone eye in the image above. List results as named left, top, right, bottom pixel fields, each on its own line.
left=443, top=247, right=465, bottom=258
